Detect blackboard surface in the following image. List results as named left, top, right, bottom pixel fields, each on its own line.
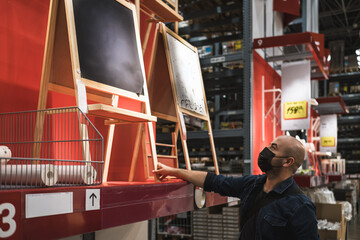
left=72, top=0, right=144, bottom=94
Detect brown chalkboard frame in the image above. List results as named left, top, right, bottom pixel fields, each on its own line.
left=148, top=23, right=219, bottom=174
left=36, top=0, right=159, bottom=183
left=66, top=0, right=148, bottom=100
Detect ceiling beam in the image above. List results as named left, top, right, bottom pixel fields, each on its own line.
left=320, top=26, right=360, bottom=38
left=319, top=6, right=360, bottom=18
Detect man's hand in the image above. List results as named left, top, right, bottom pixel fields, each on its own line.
left=153, top=162, right=176, bottom=180
left=152, top=162, right=207, bottom=187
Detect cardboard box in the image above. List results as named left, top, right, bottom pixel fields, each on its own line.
left=329, top=82, right=340, bottom=95
left=193, top=237, right=208, bottom=240
left=316, top=202, right=346, bottom=240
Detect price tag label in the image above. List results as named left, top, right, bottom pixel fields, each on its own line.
left=321, top=136, right=335, bottom=147
left=283, top=101, right=308, bottom=120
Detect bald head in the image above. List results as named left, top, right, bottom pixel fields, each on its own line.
left=273, top=135, right=305, bottom=173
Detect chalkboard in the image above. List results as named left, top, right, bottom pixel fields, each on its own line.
left=166, top=33, right=206, bottom=116
left=72, top=0, right=144, bottom=94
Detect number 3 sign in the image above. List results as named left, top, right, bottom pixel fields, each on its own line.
left=0, top=203, right=16, bottom=238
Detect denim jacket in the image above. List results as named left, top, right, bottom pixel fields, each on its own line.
left=203, top=173, right=319, bottom=240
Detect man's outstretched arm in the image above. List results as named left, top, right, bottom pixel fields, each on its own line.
left=153, top=163, right=207, bottom=187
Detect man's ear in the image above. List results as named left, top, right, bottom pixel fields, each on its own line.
left=283, top=157, right=295, bottom=168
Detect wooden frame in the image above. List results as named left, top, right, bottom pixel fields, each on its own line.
left=140, top=0, right=182, bottom=23
left=36, top=0, right=158, bottom=182
left=148, top=23, right=219, bottom=174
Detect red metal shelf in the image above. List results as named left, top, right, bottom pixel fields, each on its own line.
left=328, top=174, right=347, bottom=182
left=253, top=32, right=329, bottom=80
left=312, top=96, right=349, bottom=115
left=0, top=180, right=227, bottom=239
left=293, top=175, right=329, bottom=188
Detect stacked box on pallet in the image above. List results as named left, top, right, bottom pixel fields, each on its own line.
left=208, top=214, right=223, bottom=240
left=222, top=206, right=241, bottom=240
left=193, top=208, right=208, bottom=240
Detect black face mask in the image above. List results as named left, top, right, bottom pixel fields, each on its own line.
left=258, top=147, right=288, bottom=173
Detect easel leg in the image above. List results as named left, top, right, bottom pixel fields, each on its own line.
left=79, top=121, right=92, bottom=164
left=135, top=0, right=140, bottom=26
left=207, top=119, right=219, bottom=175
left=33, top=0, right=59, bottom=160
left=102, top=124, right=115, bottom=182
left=102, top=95, right=119, bottom=183
left=142, top=20, right=154, bottom=54
left=181, top=139, right=191, bottom=170
left=172, top=124, right=179, bottom=168
left=128, top=123, right=144, bottom=182
left=141, top=130, right=149, bottom=178
left=33, top=111, right=46, bottom=161
left=147, top=122, right=158, bottom=171
left=178, top=125, right=191, bottom=171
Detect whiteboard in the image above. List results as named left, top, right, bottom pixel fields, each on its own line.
left=166, top=33, right=206, bottom=116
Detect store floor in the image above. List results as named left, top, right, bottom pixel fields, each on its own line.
left=348, top=212, right=360, bottom=240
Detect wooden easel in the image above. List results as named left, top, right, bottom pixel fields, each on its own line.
left=35, top=0, right=159, bottom=182
left=148, top=23, right=219, bottom=175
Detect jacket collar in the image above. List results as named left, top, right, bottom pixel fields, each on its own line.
left=256, top=175, right=294, bottom=194
left=270, top=176, right=294, bottom=194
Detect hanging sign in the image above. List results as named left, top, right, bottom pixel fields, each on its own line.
left=281, top=61, right=311, bottom=131
left=273, top=0, right=300, bottom=16
left=283, top=101, right=308, bottom=120
left=273, top=0, right=300, bottom=26
left=320, top=114, right=337, bottom=153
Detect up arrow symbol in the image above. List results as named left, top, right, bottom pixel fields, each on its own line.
left=89, top=193, right=97, bottom=206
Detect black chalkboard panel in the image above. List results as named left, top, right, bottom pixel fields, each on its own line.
left=72, top=0, right=144, bottom=94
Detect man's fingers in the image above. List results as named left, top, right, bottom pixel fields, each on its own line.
left=159, top=174, right=168, bottom=181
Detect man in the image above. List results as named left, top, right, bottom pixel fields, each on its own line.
left=153, top=135, right=319, bottom=240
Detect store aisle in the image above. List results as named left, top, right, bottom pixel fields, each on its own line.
left=348, top=212, right=360, bottom=240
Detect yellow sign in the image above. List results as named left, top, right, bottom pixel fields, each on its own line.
left=235, top=40, right=242, bottom=50
left=321, top=137, right=335, bottom=147
left=283, top=101, right=308, bottom=120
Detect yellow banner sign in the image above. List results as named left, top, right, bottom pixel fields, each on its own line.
left=321, top=137, right=335, bottom=147
left=283, top=101, right=308, bottom=120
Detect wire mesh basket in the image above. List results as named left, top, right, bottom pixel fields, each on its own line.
left=0, top=107, right=103, bottom=190
left=157, top=212, right=193, bottom=238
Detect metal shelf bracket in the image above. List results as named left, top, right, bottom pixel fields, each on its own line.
left=262, top=75, right=282, bottom=141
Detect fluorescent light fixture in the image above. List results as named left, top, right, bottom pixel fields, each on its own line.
left=356, top=49, right=360, bottom=55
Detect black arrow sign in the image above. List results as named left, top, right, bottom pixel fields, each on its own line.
left=89, top=193, right=97, bottom=206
